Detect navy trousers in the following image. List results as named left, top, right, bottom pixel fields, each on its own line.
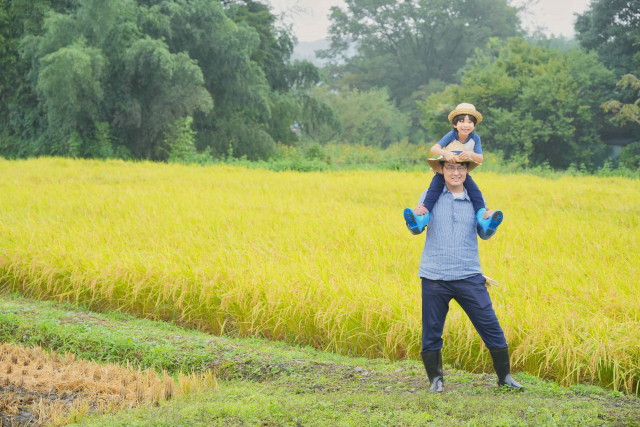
left=421, top=274, right=507, bottom=352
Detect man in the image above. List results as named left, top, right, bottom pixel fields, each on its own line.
left=414, top=141, right=522, bottom=393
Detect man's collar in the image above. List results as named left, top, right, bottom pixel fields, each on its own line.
left=442, top=186, right=470, bottom=201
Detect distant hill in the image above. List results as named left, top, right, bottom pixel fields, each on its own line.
left=291, top=39, right=330, bottom=66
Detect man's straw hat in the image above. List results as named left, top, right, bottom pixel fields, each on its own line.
left=427, top=140, right=481, bottom=173
left=448, top=103, right=483, bottom=124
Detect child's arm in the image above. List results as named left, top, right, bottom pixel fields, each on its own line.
left=430, top=131, right=458, bottom=161
left=462, top=174, right=486, bottom=214
left=456, top=134, right=483, bottom=163
left=418, top=173, right=446, bottom=213
left=457, top=151, right=483, bottom=162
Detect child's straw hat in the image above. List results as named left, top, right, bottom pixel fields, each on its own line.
left=448, top=103, right=483, bottom=124
left=427, top=141, right=481, bottom=173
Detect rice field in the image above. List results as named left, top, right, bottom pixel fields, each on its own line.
left=1, top=158, right=639, bottom=393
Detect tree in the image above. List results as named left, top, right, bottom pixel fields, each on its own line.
left=140, top=0, right=335, bottom=159
left=319, top=0, right=521, bottom=141
left=618, top=141, right=640, bottom=170
left=21, top=0, right=214, bottom=159
left=574, top=0, right=640, bottom=77
left=0, top=0, right=77, bottom=157
left=419, top=38, right=616, bottom=169
left=36, top=40, right=106, bottom=156
left=600, top=73, right=640, bottom=170
left=601, top=74, right=640, bottom=126
left=2, top=0, right=338, bottom=161
left=312, top=87, right=409, bottom=147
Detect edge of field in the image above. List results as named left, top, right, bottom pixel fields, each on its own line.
left=1, top=292, right=639, bottom=426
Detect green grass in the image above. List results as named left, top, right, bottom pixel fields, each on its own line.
left=1, top=293, right=639, bottom=426
left=0, top=292, right=223, bottom=372
left=73, top=381, right=640, bottom=427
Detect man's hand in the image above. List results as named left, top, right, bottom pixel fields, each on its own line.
left=414, top=204, right=429, bottom=215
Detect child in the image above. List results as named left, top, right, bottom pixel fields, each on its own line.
left=404, top=103, right=503, bottom=237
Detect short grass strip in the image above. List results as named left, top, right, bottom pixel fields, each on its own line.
left=1, top=294, right=639, bottom=426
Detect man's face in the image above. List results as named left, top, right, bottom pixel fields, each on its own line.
left=441, top=161, right=468, bottom=187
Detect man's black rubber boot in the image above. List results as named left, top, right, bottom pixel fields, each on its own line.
left=420, top=349, right=444, bottom=393
left=489, top=346, right=523, bottom=390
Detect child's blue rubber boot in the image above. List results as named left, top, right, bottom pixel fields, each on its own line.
left=476, top=208, right=503, bottom=238
left=404, top=208, right=430, bottom=235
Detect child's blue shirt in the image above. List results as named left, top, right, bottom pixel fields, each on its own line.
left=436, top=130, right=482, bottom=154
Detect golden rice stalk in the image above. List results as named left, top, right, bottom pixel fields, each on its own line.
left=162, top=370, right=174, bottom=401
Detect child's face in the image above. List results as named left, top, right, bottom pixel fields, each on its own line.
left=453, top=116, right=475, bottom=137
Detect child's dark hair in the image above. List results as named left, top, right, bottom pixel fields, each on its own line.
left=451, top=114, right=477, bottom=125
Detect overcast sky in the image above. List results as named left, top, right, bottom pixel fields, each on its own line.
left=267, top=0, right=594, bottom=43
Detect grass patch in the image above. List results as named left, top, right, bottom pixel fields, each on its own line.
left=1, top=293, right=639, bottom=426
left=73, top=369, right=640, bottom=427
left=0, top=293, right=223, bottom=373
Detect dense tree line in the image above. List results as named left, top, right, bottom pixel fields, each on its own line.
left=1, top=0, right=639, bottom=170
left=319, top=0, right=640, bottom=170
left=419, top=38, right=615, bottom=169
left=318, top=0, right=521, bottom=142
left=0, top=0, right=338, bottom=160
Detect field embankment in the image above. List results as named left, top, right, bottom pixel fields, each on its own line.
left=1, top=294, right=639, bottom=426
left=0, top=158, right=639, bottom=393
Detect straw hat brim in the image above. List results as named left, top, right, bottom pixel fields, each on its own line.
left=448, top=108, right=483, bottom=124
left=427, top=140, right=481, bottom=173
left=427, top=156, right=480, bottom=173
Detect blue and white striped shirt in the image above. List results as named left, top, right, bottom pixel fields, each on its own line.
left=418, top=187, right=488, bottom=280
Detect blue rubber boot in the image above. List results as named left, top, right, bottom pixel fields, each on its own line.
left=477, top=208, right=503, bottom=238
left=404, top=208, right=430, bottom=235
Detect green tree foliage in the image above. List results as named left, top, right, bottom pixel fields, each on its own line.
left=36, top=40, right=106, bottom=156
left=1, top=0, right=336, bottom=161
left=600, top=73, right=640, bottom=170
left=16, top=0, right=214, bottom=159
left=419, top=38, right=615, bottom=169
left=575, top=0, right=640, bottom=77
left=166, top=116, right=213, bottom=165
left=0, top=0, right=77, bottom=157
left=319, top=0, right=521, bottom=141
left=312, top=87, right=409, bottom=148
left=122, top=36, right=213, bottom=159
left=618, top=141, right=640, bottom=170
left=601, top=74, right=640, bottom=126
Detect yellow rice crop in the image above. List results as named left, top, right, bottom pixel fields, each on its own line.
left=1, top=158, right=639, bottom=393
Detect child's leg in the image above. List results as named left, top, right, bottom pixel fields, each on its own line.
left=422, top=173, right=446, bottom=213
left=463, top=174, right=486, bottom=214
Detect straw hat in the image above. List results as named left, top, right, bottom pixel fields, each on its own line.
left=447, top=103, right=483, bottom=124
left=427, top=140, right=481, bottom=173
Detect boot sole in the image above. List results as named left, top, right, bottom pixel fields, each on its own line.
left=486, top=210, right=503, bottom=235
